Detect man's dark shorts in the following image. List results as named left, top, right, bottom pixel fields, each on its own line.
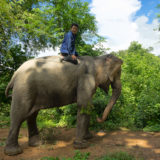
left=61, top=53, right=78, bottom=65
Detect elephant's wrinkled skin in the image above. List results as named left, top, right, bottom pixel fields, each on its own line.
left=4, top=54, right=123, bottom=155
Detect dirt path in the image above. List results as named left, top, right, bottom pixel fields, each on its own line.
left=0, top=128, right=160, bottom=160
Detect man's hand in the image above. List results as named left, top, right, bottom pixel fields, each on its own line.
left=71, top=55, right=77, bottom=60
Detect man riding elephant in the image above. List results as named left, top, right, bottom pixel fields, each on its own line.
left=60, top=23, right=79, bottom=65
left=4, top=54, right=123, bottom=155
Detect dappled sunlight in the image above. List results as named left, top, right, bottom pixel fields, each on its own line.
left=125, top=138, right=152, bottom=148
left=1, top=128, right=160, bottom=160
left=110, top=131, right=128, bottom=136
left=119, top=127, right=130, bottom=131
left=53, top=140, right=73, bottom=149
left=154, top=149, right=160, bottom=154
left=141, top=133, right=151, bottom=137
left=23, top=147, right=43, bottom=157
left=19, top=137, right=28, bottom=143
left=96, top=131, right=106, bottom=137
left=127, top=133, right=136, bottom=137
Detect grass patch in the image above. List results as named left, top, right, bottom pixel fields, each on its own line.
left=96, top=151, right=143, bottom=160
left=0, top=141, right=5, bottom=146
left=39, top=127, right=55, bottom=144
left=41, top=150, right=90, bottom=160
left=41, top=151, right=142, bottom=160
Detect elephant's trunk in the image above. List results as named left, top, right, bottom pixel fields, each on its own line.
left=97, top=80, right=121, bottom=123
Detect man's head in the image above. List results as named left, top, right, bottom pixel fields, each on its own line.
left=70, top=23, right=79, bottom=35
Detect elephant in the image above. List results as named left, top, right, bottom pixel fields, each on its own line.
left=4, top=54, right=123, bottom=156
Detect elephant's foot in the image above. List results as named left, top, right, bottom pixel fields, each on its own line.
left=83, top=132, right=93, bottom=140
left=73, top=139, right=89, bottom=149
left=4, top=144, right=23, bottom=156
left=29, top=135, right=41, bottom=147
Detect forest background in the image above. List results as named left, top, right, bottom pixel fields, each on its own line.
left=1, top=0, right=160, bottom=132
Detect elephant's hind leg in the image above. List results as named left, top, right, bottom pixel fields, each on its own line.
left=4, top=119, right=23, bottom=156
left=27, top=111, right=41, bottom=146
left=4, top=100, right=32, bottom=155
left=4, top=111, right=24, bottom=155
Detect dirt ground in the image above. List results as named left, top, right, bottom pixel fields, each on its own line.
left=0, top=128, right=160, bottom=160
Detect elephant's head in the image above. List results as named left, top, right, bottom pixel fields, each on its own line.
left=95, top=54, right=123, bottom=122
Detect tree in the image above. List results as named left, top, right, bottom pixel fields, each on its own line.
left=0, top=0, right=106, bottom=118
left=0, top=0, right=103, bottom=55
left=115, top=42, right=160, bottom=129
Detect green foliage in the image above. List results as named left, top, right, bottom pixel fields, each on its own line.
left=96, top=151, right=143, bottom=160
left=115, top=41, right=160, bottom=129
left=0, top=0, right=103, bottom=55
left=41, top=151, right=140, bottom=160
left=72, top=41, right=160, bottom=131
left=0, top=141, right=5, bottom=147
left=71, top=150, right=90, bottom=160
left=41, top=150, right=90, bottom=160
left=143, top=123, right=160, bottom=132
left=89, top=88, right=121, bottom=130
left=80, top=103, right=94, bottom=115
left=0, top=0, right=105, bottom=126
left=0, top=109, right=10, bottom=128
left=0, top=45, right=33, bottom=121
left=37, top=104, right=77, bottom=128
left=79, top=38, right=107, bottom=56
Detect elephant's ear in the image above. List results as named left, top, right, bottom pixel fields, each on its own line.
left=106, top=58, right=122, bottom=82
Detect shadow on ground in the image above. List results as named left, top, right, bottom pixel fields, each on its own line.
left=0, top=128, right=160, bottom=160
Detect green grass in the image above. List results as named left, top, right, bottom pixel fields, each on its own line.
left=41, top=150, right=90, bottom=160
left=0, top=141, right=5, bottom=146
left=96, top=151, right=143, bottom=160
left=41, top=151, right=143, bottom=160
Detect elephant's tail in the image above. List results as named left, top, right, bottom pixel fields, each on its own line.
left=5, top=72, right=17, bottom=98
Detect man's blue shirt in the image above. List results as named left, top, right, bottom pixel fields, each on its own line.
left=60, top=31, right=78, bottom=56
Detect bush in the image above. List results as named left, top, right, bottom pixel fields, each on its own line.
left=143, top=123, right=160, bottom=132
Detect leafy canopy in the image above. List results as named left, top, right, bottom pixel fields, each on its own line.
left=0, top=0, right=103, bottom=55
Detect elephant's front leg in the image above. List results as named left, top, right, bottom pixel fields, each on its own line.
left=74, top=75, right=95, bottom=149
left=74, top=107, right=91, bottom=149
left=76, top=107, right=93, bottom=140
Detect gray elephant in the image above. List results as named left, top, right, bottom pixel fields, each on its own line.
left=4, top=54, right=123, bottom=156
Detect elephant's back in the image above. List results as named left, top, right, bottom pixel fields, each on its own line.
left=14, top=55, right=96, bottom=86
left=15, top=56, right=80, bottom=90
left=17, top=56, right=78, bottom=75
